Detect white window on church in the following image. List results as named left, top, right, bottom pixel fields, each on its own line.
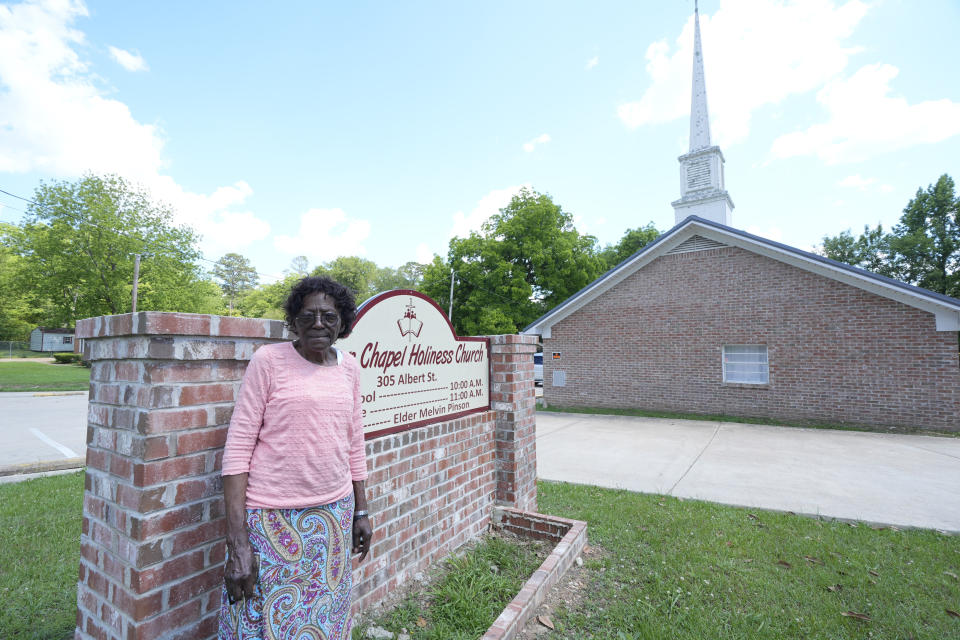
left=722, top=345, right=768, bottom=384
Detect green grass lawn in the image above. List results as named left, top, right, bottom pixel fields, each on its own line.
left=0, top=471, right=84, bottom=640
left=537, top=481, right=960, bottom=639
left=0, top=361, right=90, bottom=392
left=3, top=474, right=958, bottom=640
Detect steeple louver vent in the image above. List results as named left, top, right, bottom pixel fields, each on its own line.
left=666, top=235, right=728, bottom=255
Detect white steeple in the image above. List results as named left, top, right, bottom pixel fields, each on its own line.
left=672, top=1, right=734, bottom=226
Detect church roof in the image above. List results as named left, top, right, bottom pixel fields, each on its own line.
left=522, top=216, right=960, bottom=336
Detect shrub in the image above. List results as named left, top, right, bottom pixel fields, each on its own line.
left=52, top=352, right=81, bottom=364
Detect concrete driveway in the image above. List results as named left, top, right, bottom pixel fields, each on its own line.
left=536, top=411, right=960, bottom=533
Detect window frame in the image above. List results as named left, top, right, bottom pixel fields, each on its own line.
left=722, top=344, right=769, bottom=385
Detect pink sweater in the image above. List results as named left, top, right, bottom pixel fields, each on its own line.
left=222, top=341, right=368, bottom=509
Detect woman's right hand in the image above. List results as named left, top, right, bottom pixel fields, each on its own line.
left=222, top=473, right=258, bottom=604
left=224, top=538, right=259, bottom=604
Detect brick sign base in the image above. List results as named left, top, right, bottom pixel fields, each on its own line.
left=74, top=312, right=537, bottom=639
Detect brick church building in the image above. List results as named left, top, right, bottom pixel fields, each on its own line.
left=523, top=6, right=960, bottom=431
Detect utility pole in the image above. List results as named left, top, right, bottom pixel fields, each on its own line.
left=131, top=254, right=141, bottom=313
left=448, top=269, right=455, bottom=321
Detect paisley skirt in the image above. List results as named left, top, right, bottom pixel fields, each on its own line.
left=218, top=496, right=354, bottom=640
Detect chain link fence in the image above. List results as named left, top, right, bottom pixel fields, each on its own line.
left=0, top=341, right=39, bottom=358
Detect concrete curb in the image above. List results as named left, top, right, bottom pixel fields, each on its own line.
left=483, top=508, right=588, bottom=640
left=33, top=391, right=88, bottom=397
left=0, top=457, right=85, bottom=477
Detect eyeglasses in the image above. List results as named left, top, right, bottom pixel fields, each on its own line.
left=294, top=310, right=341, bottom=327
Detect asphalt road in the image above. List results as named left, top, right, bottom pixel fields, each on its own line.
left=0, top=391, right=87, bottom=469
left=537, top=411, right=960, bottom=532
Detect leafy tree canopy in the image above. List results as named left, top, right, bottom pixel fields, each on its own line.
left=820, top=174, right=959, bottom=297
left=889, top=174, right=959, bottom=296
left=420, top=187, right=604, bottom=335
left=287, top=255, right=310, bottom=277
left=213, top=252, right=259, bottom=313
left=312, top=256, right=424, bottom=304
left=820, top=224, right=892, bottom=277
left=238, top=275, right=300, bottom=320
left=599, top=223, right=661, bottom=269
left=3, top=173, right=221, bottom=326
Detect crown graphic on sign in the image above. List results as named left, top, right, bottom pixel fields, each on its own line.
left=397, top=298, right=423, bottom=338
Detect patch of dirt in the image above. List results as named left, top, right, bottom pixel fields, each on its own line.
left=513, top=543, right=604, bottom=639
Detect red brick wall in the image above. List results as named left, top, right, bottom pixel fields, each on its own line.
left=352, top=413, right=496, bottom=609
left=74, top=312, right=536, bottom=639
left=490, top=335, right=539, bottom=512
left=542, top=247, right=960, bottom=431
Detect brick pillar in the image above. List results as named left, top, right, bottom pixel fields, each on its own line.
left=488, top=334, right=539, bottom=512
left=74, top=312, right=287, bottom=640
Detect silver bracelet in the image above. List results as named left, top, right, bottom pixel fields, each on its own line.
left=353, top=510, right=369, bottom=520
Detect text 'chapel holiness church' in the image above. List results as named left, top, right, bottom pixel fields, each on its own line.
left=524, top=5, right=960, bottom=432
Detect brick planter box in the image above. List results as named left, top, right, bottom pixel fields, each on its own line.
left=482, top=508, right=588, bottom=640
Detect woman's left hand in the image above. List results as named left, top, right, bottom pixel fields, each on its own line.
left=352, top=516, right=373, bottom=562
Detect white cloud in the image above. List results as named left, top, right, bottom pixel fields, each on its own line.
left=450, top=185, right=528, bottom=239
left=879, top=184, right=894, bottom=193
left=585, top=56, right=599, bottom=70
left=273, top=208, right=371, bottom=262
left=837, top=174, right=876, bottom=190
left=108, top=45, right=147, bottom=72
left=617, top=0, right=868, bottom=147
left=770, top=63, right=960, bottom=163
left=522, top=133, right=551, bottom=153
left=0, top=0, right=271, bottom=259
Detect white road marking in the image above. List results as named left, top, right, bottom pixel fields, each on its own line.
left=29, top=428, right=79, bottom=458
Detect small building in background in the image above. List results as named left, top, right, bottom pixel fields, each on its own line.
left=30, top=327, right=76, bottom=352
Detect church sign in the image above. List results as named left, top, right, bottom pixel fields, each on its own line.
left=338, top=290, right=490, bottom=439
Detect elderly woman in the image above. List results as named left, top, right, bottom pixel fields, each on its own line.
left=218, top=276, right=373, bottom=640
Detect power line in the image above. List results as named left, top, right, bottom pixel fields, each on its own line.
left=0, top=186, right=285, bottom=283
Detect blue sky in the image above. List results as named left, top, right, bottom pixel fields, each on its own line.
left=1, top=0, right=958, bottom=283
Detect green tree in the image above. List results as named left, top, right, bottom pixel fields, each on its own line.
left=4, top=174, right=216, bottom=326
left=395, top=260, right=426, bottom=288
left=819, top=175, right=959, bottom=297
left=213, top=253, right=259, bottom=314
left=421, top=188, right=603, bottom=335
left=820, top=224, right=892, bottom=276
left=238, top=275, right=300, bottom=319
left=599, top=223, right=661, bottom=269
left=0, top=225, right=43, bottom=340
left=371, top=261, right=425, bottom=293
left=311, top=256, right=380, bottom=303
left=888, top=174, right=959, bottom=296
left=288, top=255, right=310, bottom=277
